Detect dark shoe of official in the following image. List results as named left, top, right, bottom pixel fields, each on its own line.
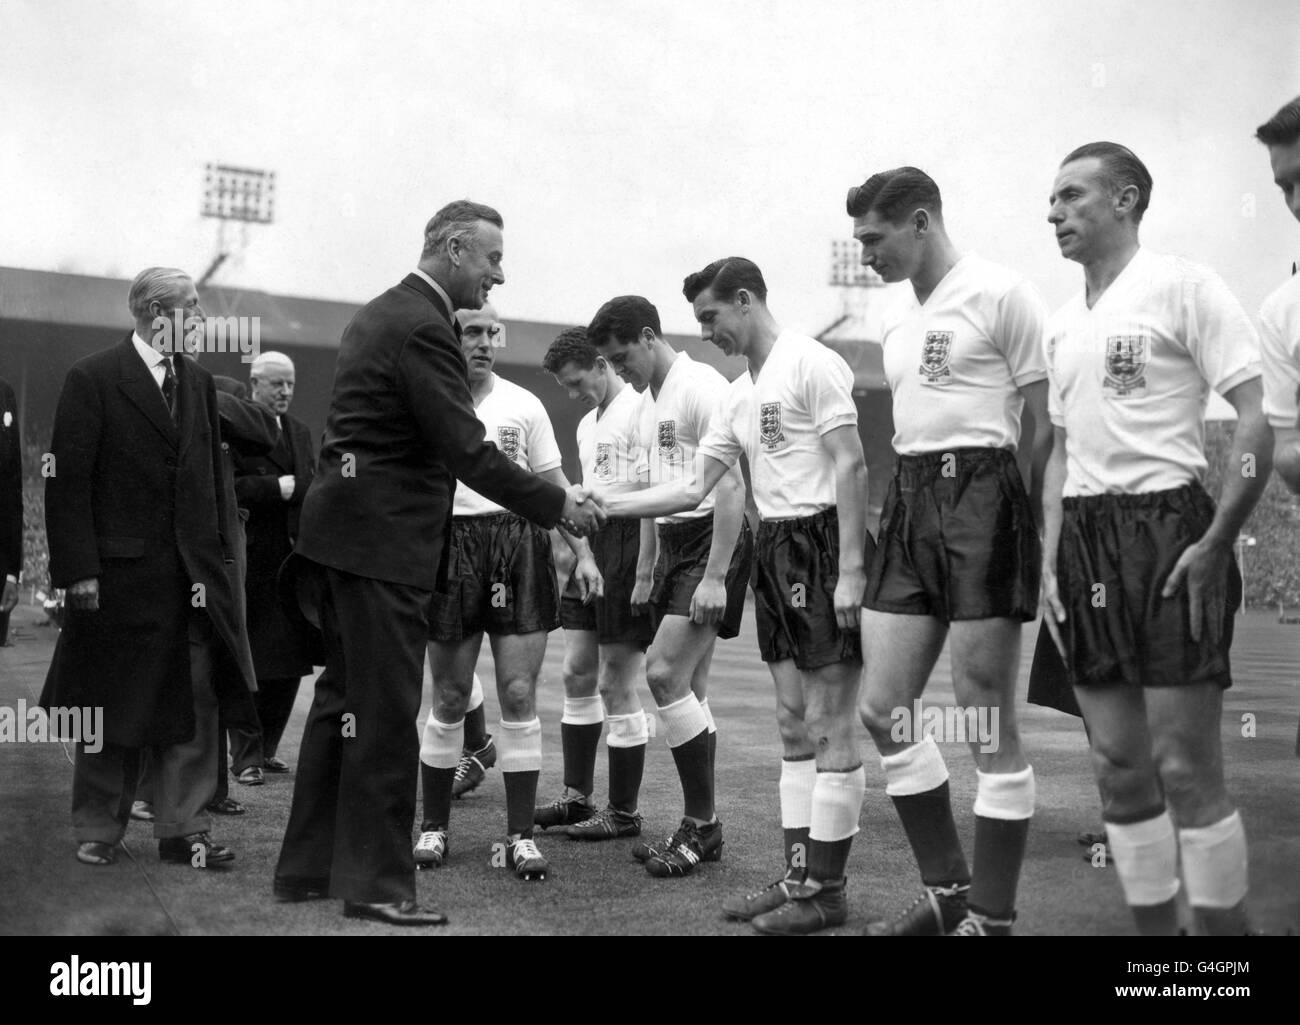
left=534, top=790, right=596, bottom=830
left=1076, top=830, right=1107, bottom=846
left=863, top=883, right=969, bottom=936
left=413, top=829, right=448, bottom=869
left=274, top=875, right=331, bottom=902
left=951, top=910, right=1016, bottom=936
left=506, top=836, right=549, bottom=881
left=752, top=878, right=848, bottom=935
left=129, top=801, right=155, bottom=822
left=644, top=818, right=723, bottom=878
left=158, top=832, right=235, bottom=868
left=452, top=735, right=497, bottom=798
left=722, top=873, right=806, bottom=921
left=567, top=807, right=643, bottom=841
left=206, top=797, right=246, bottom=815
left=263, top=756, right=291, bottom=773
left=631, top=828, right=674, bottom=863
left=343, top=900, right=448, bottom=926
left=76, top=841, right=117, bottom=866
left=236, top=766, right=265, bottom=786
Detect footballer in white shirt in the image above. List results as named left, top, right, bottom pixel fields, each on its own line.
left=1255, top=95, right=1300, bottom=496
left=417, top=303, right=602, bottom=882
left=1042, top=142, right=1271, bottom=936
left=600, top=259, right=871, bottom=935
left=533, top=327, right=656, bottom=840
left=588, top=294, right=755, bottom=880
left=848, top=167, right=1050, bottom=937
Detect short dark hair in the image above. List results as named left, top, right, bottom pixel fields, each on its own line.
left=587, top=295, right=662, bottom=348
left=542, top=327, right=598, bottom=374
left=1257, top=96, right=1300, bottom=147
left=421, top=200, right=503, bottom=258
left=845, top=167, right=942, bottom=223
left=1060, top=142, right=1153, bottom=224
left=682, top=257, right=767, bottom=303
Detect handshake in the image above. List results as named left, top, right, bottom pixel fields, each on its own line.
left=560, top=484, right=608, bottom=537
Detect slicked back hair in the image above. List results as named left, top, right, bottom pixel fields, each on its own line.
left=682, top=257, right=767, bottom=303
left=421, top=200, right=503, bottom=259
left=542, top=326, right=599, bottom=374
left=1257, top=95, right=1300, bottom=147
left=587, top=295, right=663, bottom=348
left=1061, top=141, right=1153, bottom=224
left=128, top=267, right=192, bottom=321
left=845, top=167, right=942, bottom=224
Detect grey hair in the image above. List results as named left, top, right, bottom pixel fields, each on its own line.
left=128, top=267, right=193, bottom=321
left=420, top=200, right=503, bottom=260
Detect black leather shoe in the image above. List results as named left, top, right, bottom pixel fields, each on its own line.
left=158, top=832, right=235, bottom=867
left=263, top=756, right=291, bottom=773
left=274, top=876, right=331, bottom=902
left=207, top=797, right=246, bottom=815
left=342, top=900, right=448, bottom=926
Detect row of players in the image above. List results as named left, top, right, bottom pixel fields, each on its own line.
left=281, top=107, right=1300, bottom=933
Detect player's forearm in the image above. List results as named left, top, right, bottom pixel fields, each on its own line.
left=636, top=517, right=658, bottom=582
left=1274, top=429, right=1300, bottom=495
left=1202, top=413, right=1273, bottom=548
left=833, top=456, right=869, bottom=575
left=1040, top=438, right=1067, bottom=567
left=701, top=469, right=745, bottom=582
left=605, top=479, right=697, bottom=520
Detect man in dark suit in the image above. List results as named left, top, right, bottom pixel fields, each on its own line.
left=274, top=200, right=603, bottom=925
left=40, top=267, right=257, bottom=868
left=0, top=377, right=21, bottom=641
left=229, top=350, right=318, bottom=783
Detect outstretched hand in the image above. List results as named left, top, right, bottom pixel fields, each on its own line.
left=561, top=485, right=607, bottom=537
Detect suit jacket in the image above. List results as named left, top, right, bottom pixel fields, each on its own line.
left=40, top=335, right=256, bottom=747
left=0, top=378, right=20, bottom=583
left=294, top=274, right=566, bottom=590
left=234, top=409, right=320, bottom=675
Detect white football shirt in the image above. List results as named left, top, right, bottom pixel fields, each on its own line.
left=881, top=254, right=1048, bottom=455
left=698, top=331, right=857, bottom=520
left=576, top=380, right=649, bottom=495
left=1047, top=248, right=1261, bottom=496
left=641, top=351, right=730, bottom=524
left=1260, top=272, right=1300, bottom=430
left=454, top=373, right=564, bottom=516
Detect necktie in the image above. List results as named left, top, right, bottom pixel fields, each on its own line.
left=161, top=356, right=177, bottom=420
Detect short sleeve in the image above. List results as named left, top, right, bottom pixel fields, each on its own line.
left=1046, top=331, right=1065, bottom=427
left=995, top=279, right=1049, bottom=387
left=803, top=346, right=857, bottom=435
left=696, top=386, right=743, bottom=469
left=526, top=394, right=563, bottom=473
left=1183, top=268, right=1262, bottom=397
left=1260, top=291, right=1300, bottom=428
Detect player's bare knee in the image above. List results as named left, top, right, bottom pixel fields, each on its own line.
left=858, top=688, right=897, bottom=737
left=644, top=653, right=679, bottom=704
left=561, top=660, right=597, bottom=699
left=498, top=676, right=537, bottom=720
left=1156, top=753, right=1228, bottom=824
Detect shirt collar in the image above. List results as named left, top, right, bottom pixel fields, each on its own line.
left=131, top=331, right=168, bottom=369
left=411, top=268, right=456, bottom=319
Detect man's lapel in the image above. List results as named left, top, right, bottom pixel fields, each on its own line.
left=115, top=335, right=178, bottom=449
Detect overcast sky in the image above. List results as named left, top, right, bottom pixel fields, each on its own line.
left=2, top=0, right=1298, bottom=338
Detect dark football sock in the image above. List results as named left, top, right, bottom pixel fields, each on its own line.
left=562, top=721, right=602, bottom=797
left=890, top=781, right=971, bottom=887
left=784, top=826, right=811, bottom=878
left=807, top=837, right=853, bottom=883
left=968, top=815, right=1030, bottom=919
left=670, top=729, right=713, bottom=821
left=421, top=762, right=454, bottom=832
left=504, top=770, right=540, bottom=839
left=464, top=703, right=488, bottom=751
left=608, top=743, right=646, bottom=814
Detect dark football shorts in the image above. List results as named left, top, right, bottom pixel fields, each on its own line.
left=428, top=512, right=560, bottom=641
left=650, top=512, right=754, bottom=640
left=864, top=447, right=1039, bottom=622
left=559, top=516, right=653, bottom=649
left=1055, top=482, right=1240, bottom=690
left=753, top=506, right=868, bottom=670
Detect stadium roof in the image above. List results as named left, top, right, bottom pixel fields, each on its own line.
left=0, top=265, right=749, bottom=377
